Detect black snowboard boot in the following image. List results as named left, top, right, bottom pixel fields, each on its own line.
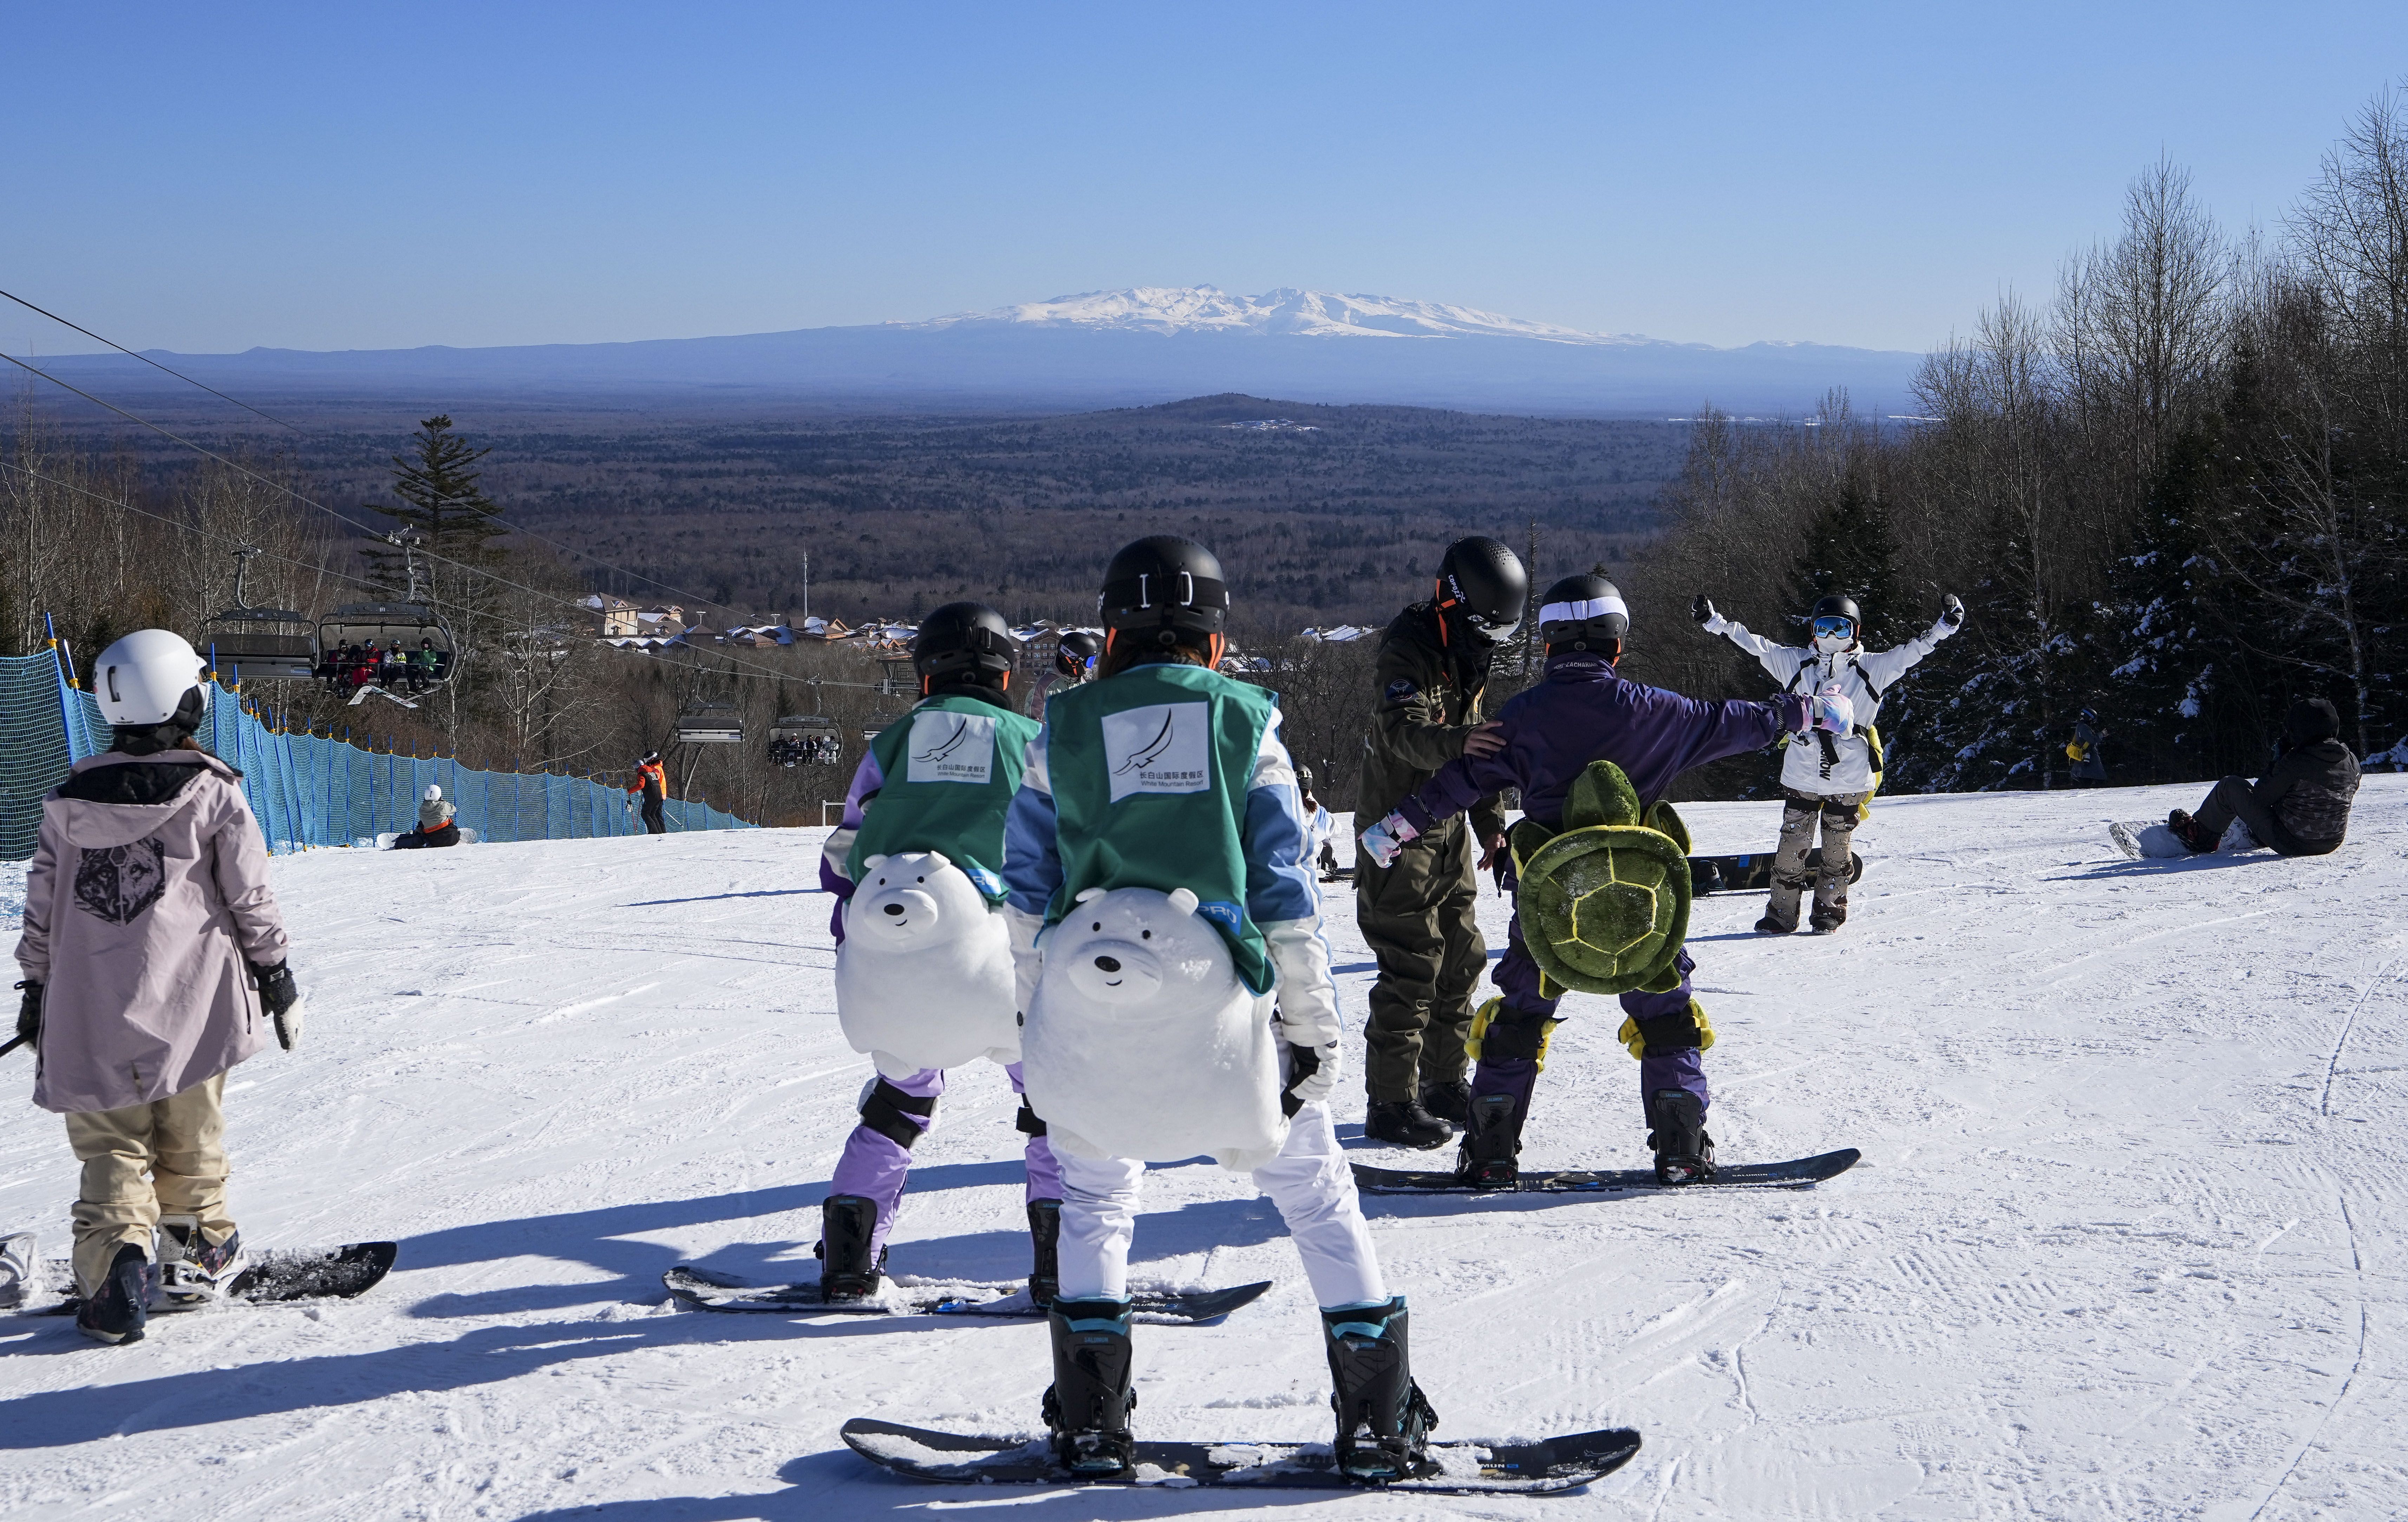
left=76, top=1243, right=155, bottom=1346
left=1365, top=1097, right=1450, bottom=1150
left=1418, top=1078, right=1471, bottom=1127
left=1026, top=1199, right=1061, bottom=1308
left=1042, top=1298, right=1137, bottom=1476
left=1646, top=1089, right=1716, bottom=1185
left=2168, top=809, right=2221, bottom=854
left=1808, top=901, right=1848, bottom=934
left=1454, top=1093, right=1523, bottom=1189
left=816, top=1195, right=886, bottom=1300
left=1322, top=1296, right=1438, bottom=1481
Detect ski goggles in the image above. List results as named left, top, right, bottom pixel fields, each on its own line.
left=1810, top=616, right=1856, bottom=640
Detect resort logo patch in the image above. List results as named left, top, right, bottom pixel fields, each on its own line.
left=1102, top=703, right=1210, bottom=802
left=905, top=710, right=997, bottom=785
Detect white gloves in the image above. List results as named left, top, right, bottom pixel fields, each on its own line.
left=1806, top=685, right=1856, bottom=738
left=1360, top=811, right=1421, bottom=870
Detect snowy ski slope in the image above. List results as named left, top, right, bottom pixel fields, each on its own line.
left=2, top=780, right=2402, bottom=1520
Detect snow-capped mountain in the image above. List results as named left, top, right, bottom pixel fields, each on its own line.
left=910, top=285, right=1685, bottom=347
left=45, top=285, right=1925, bottom=414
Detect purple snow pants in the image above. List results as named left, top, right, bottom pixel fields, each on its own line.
left=1470, top=911, right=1709, bottom=1128
left=823, top=1062, right=1063, bottom=1260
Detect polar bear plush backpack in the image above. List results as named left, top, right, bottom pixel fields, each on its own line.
left=1021, top=885, right=1286, bottom=1171
left=834, top=851, right=1019, bottom=1076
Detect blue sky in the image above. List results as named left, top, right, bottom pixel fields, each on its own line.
left=7, top=3, right=2404, bottom=357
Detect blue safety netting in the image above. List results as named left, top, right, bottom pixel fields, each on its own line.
left=2, top=647, right=752, bottom=859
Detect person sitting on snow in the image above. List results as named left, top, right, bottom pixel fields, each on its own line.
left=2168, top=697, right=2360, bottom=857
left=392, top=785, right=460, bottom=849
left=1693, top=588, right=1964, bottom=933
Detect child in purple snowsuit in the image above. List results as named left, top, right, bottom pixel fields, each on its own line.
left=1360, top=575, right=1851, bottom=1186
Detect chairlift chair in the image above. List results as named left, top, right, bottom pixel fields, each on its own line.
left=676, top=700, right=746, bottom=745
left=320, top=536, right=455, bottom=695
left=201, top=547, right=318, bottom=680
left=769, top=712, right=837, bottom=767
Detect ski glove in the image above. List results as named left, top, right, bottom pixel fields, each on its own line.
left=250, top=961, right=305, bottom=1052
left=1805, top=686, right=1856, bottom=738
left=1280, top=1041, right=1334, bottom=1116
left=13, top=982, right=38, bottom=1048
left=1941, top=593, right=1965, bottom=628
left=1691, top=593, right=1716, bottom=626
left=1359, top=811, right=1420, bottom=869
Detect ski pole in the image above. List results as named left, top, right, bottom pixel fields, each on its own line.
left=0, top=1033, right=28, bottom=1060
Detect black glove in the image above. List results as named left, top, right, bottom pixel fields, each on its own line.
left=1692, top=593, right=1716, bottom=626
left=1942, top=593, right=1965, bottom=628
left=250, top=961, right=305, bottom=1052
left=1280, top=1042, right=1320, bottom=1118
left=14, top=982, right=39, bottom=1048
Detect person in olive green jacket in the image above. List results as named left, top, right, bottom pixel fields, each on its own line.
left=1354, top=537, right=1526, bottom=1149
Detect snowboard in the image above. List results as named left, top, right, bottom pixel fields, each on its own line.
left=663, top=1265, right=1271, bottom=1323
left=840, top=1416, right=1642, bottom=1494
left=2110, top=821, right=2190, bottom=859
left=1690, top=847, right=1860, bottom=895
left=1352, top=1148, right=1860, bottom=1195
left=375, top=829, right=480, bottom=848
left=18, top=1241, right=398, bottom=1316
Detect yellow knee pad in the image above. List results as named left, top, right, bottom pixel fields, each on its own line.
left=1617, top=999, right=1717, bottom=1061
left=1467, top=997, right=1563, bottom=1071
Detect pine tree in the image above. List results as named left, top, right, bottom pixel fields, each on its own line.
left=365, top=415, right=507, bottom=596
left=1786, top=479, right=1905, bottom=646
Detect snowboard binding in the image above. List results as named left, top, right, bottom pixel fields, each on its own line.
left=1647, top=1090, right=1716, bottom=1185
left=1026, top=1199, right=1061, bottom=1308
left=76, top=1243, right=155, bottom=1345
left=1454, top=1093, right=1523, bottom=1190
left=156, top=1215, right=249, bottom=1309
left=1042, top=1298, right=1137, bottom=1476
left=1322, top=1296, right=1437, bottom=1481
left=816, top=1196, right=887, bottom=1301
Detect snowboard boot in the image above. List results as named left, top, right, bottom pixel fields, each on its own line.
left=155, top=1216, right=249, bottom=1310
left=1026, top=1199, right=1062, bottom=1308
left=1454, top=1093, right=1523, bottom=1190
left=816, top=1195, right=886, bottom=1301
left=1322, top=1295, right=1438, bottom=1481
left=1808, top=900, right=1848, bottom=934
left=1754, top=899, right=1800, bottom=935
left=1042, top=1297, right=1136, bottom=1476
left=76, top=1243, right=156, bottom=1346
left=1365, top=1097, right=1450, bottom=1150
left=1646, top=1089, right=1716, bottom=1185
left=2168, top=809, right=2221, bottom=854
left=1418, top=1078, right=1471, bottom=1128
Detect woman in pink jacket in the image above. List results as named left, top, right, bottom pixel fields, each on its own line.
left=13, top=631, right=305, bottom=1345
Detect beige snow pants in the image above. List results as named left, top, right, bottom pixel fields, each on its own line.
left=64, top=1072, right=234, bottom=1296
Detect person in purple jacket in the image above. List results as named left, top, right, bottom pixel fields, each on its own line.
left=1359, top=574, right=1854, bottom=1186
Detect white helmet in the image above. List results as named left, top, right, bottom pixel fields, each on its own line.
left=94, top=630, right=212, bottom=727
left=423, top=785, right=444, bottom=802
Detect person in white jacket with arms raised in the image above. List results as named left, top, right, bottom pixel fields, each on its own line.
left=1694, top=590, right=1964, bottom=933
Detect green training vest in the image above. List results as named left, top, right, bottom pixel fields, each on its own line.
left=848, top=691, right=1038, bottom=902
left=1042, top=662, right=1278, bottom=995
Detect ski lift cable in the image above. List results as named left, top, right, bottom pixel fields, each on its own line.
left=0, top=349, right=875, bottom=692
left=0, top=294, right=781, bottom=619
left=0, top=454, right=892, bottom=695
left=0, top=287, right=306, bottom=436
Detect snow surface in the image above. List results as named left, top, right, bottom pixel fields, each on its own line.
left=3, top=779, right=2404, bottom=1520
left=908, top=285, right=1687, bottom=347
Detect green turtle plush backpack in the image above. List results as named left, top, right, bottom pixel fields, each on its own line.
left=1510, top=761, right=1693, bottom=996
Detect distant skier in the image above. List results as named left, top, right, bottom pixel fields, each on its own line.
left=13, top=631, right=306, bottom=1345
left=1359, top=575, right=1854, bottom=1187
left=1694, top=590, right=1964, bottom=932
left=2067, top=707, right=2110, bottom=787
left=2168, top=698, right=2361, bottom=856
left=1003, top=536, right=1435, bottom=1481
left=1029, top=629, right=1101, bottom=722
left=1355, top=536, right=1526, bottom=1150
left=815, top=602, right=1060, bottom=1302
left=627, top=752, right=666, bottom=834
left=391, top=784, right=460, bottom=848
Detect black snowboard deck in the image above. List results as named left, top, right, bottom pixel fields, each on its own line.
left=664, top=1266, right=1270, bottom=1323
left=1353, top=1148, right=1860, bottom=1195
left=841, top=1416, right=1642, bottom=1494
left=1690, top=847, right=1861, bottom=895
left=21, top=1241, right=398, bottom=1317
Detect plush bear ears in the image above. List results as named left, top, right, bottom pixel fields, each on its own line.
left=863, top=850, right=951, bottom=875
left=1069, top=885, right=1202, bottom=916
left=864, top=854, right=887, bottom=872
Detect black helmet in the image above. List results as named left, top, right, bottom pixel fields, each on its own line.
left=1537, top=573, right=1629, bottom=655
left=1810, top=593, right=1862, bottom=624
left=914, top=601, right=1019, bottom=689
left=1434, top=537, right=1528, bottom=643
left=1055, top=629, right=1102, bottom=678
left=1099, top=535, right=1229, bottom=653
